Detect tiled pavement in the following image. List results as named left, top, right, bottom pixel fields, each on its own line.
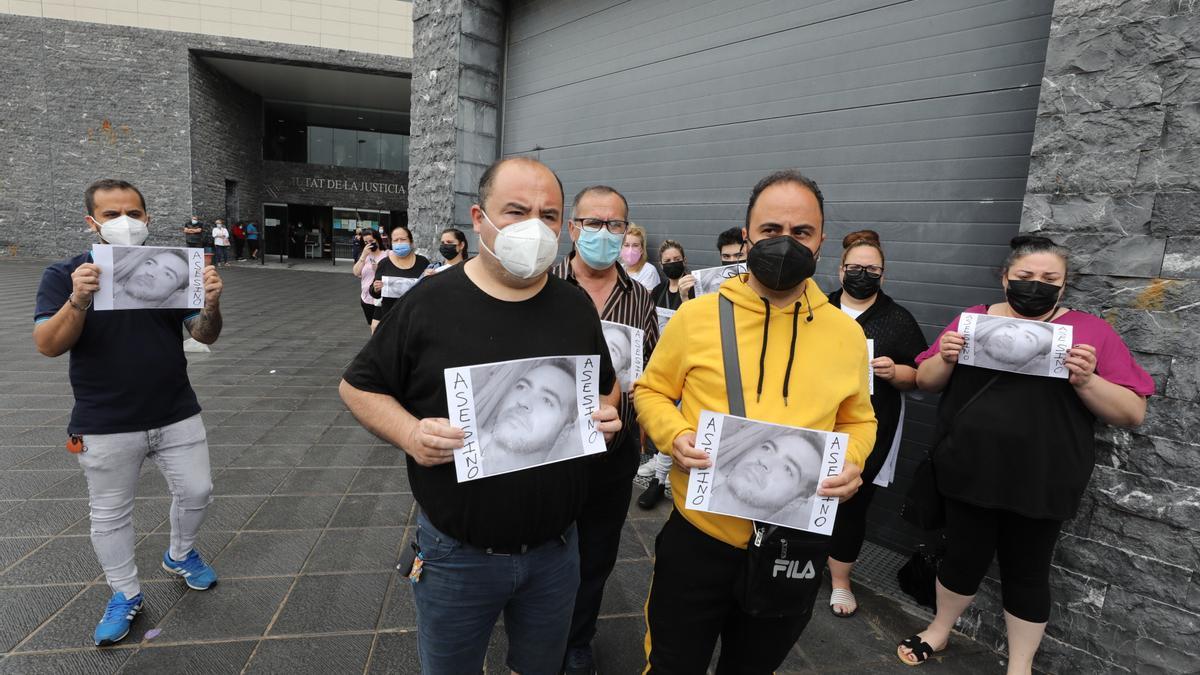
left=0, top=258, right=1004, bottom=674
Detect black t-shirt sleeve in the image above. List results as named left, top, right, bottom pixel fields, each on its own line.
left=344, top=302, right=410, bottom=397
left=35, top=264, right=71, bottom=322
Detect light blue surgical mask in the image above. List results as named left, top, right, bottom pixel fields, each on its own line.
left=575, top=227, right=622, bottom=269
left=392, top=243, right=412, bottom=257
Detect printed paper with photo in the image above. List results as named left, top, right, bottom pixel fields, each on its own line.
left=686, top=411, right=846, bottom=535
left=444, top=355, right=606, bottom=483
left=92, top=244, right=205, bottom=311
left=867, top=338, right=875, bottom=395
left=601, top=321, right=644, bottom=393
left=381, top=276, right=420, bottom=299
left=655, top=307, right=675, bottom=334
left=958, top=313, right=1072, bottom=379
left=692, top=263, right=747, bottom=296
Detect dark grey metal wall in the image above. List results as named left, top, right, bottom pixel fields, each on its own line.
left=502, top=0, right=1053, bottom=552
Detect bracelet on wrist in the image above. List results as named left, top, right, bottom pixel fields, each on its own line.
left=68, top=293, right=92, bottom=311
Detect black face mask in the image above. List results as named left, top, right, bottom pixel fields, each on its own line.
left=842, top=270, right=880, bottom=300
left=1006, top=279, right=1062, bottom=318
left=661, top=261, right=685, bottom=280
left=439, top=243, right=460, bottom=260
left=746, top=235, right=816, bottom=291
left=367, top=241, right=378, bottom=251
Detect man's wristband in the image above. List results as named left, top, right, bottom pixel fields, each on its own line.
left=68, top=293, right=92, bottom=312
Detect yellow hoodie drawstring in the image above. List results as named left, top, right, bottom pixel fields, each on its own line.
left=756, top=297, right=771, bottom=403
left=758, top=288, right=814, bottom=406
left=783, top=300, right=801, bottom=406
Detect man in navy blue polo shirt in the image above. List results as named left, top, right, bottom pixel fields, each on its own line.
left=33, top=179, right=226, bottom=647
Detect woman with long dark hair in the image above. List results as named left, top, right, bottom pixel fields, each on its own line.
left=352, top=229, right=386, bottom=326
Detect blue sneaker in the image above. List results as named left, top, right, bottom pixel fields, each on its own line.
left=161, top=549, right=218, bottom=590
left=93, top=592, right=143, bottom=646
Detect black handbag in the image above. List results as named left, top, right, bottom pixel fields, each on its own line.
left=897, top=540, right=945, bottom=611
left=900, top=450, right=944, bottom=530
left=900, top=373, right=1000, bottom=531
left=719, top=295, right=828, bottom=618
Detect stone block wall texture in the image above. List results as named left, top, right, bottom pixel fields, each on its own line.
left=407, top=0, right=503, bottom=251
left=189, top=53, right=264, bottom=230
left=0, top=13, right=410, bottom=259
left=960, top=2, right=1200, bottom=673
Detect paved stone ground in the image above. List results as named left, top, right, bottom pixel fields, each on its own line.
left=0, top=259, right=1005, bottom=674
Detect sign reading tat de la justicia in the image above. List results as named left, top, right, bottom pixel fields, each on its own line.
left=289, top=177, right=407, bottom=195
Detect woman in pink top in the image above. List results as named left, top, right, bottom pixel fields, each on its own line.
left=897, top=235, right=1152, bottom=673
left=352, top=229, right=387, bottom=326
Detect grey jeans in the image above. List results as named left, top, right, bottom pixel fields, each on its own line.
left=79, top=413, right=213, bottom=597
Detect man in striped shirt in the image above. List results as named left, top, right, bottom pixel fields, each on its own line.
left=551, top=185, right=660, bottom=675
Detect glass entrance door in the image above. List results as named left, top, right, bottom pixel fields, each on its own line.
left=333, top=207, right=390, bottom=260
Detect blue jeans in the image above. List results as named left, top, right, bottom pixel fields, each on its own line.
left=412, top=511, right=580, bottom=675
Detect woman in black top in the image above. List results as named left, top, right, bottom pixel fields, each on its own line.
left=650, top=239, right=696, bottom=310
left=826, top=230, right=927, bottom=619
left=899, top=236, right=1152, bottom=671
left=370, top=224, right=430, bottom=330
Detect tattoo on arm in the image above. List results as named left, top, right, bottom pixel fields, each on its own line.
left=187, top=307, right=223, bottom=344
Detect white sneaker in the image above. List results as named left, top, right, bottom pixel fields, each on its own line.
left=637, top=461, right=656, bottom=478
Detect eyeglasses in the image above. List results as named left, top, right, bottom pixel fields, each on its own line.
left=843, top=264, right=883, bottom=278
left=572, top=218, right=628, bottom=234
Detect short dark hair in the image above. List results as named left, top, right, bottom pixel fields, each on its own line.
left=1002, top=234, right=1070, bottom=277
left=85, top=179, right=147, bottom=217
left=743, top=170, right=825, bottom=231
left=477, top=157, right=564, bottom=211
left=572, top=185, right=629, bottom=219
left=716, top=227, right=744, bottom=251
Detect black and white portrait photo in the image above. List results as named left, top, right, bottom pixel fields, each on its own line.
left=444, top=355, right=606, bottom=482
left=692, top=263, right=747, bottom=296
left=656, top=307, right=675, bottom=335
left=92, top=245, right=204, bottom=311
left=686, top=412, right=846, bottom=535
left=381, top=276, right=420, bottom=299
left=958, top=313, right=1072, bottom=379
left=601, top=321, right=644, bottom=393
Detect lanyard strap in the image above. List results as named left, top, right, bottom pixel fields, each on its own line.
left=719, top=295, right=746, bottom=417
left=720, top=295, right=775, bottom=544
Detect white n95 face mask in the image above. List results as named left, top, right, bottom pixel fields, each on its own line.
left=479, top=211, right=560, bottom=279
left=92, top=215, right=149, bottom=247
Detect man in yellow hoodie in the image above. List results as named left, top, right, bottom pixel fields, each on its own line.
left=634, top=170, right=877, bottom=673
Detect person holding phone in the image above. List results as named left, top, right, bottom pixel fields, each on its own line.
left=353, top=229, right=386, bottom=326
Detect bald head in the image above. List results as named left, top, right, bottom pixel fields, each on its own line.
left=478, top=157, right=564, bottom=213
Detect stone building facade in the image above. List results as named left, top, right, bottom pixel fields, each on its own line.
left=405, top=1, right=1198, bottom=673
left=0, top=12, right=411, bottom=259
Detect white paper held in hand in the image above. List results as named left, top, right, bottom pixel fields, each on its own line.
left=686, top=411, right=846, bottom=535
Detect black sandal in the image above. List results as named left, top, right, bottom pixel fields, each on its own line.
left=897, top=635, right=937, bottom=666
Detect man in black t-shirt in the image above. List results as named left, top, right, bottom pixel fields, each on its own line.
left=34, top=179, right=225, bottom=648
left=340, top=157, right=621, bottom=675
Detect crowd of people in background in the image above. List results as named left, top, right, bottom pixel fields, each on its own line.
left=334, top=156, right=1150, bottom=675
left=182, top=215, right=257, bottom=264
left=33, top=164, right=1152, bottom=675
